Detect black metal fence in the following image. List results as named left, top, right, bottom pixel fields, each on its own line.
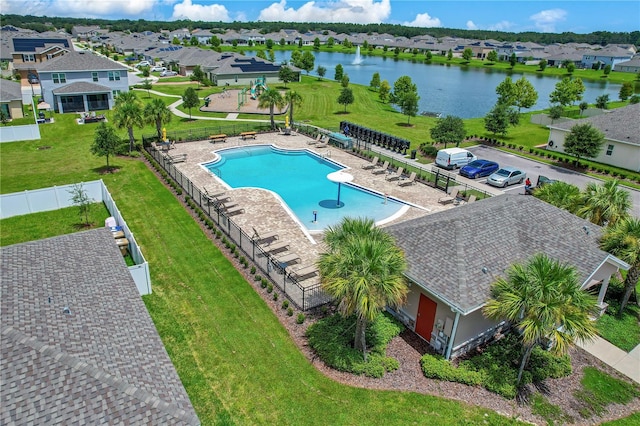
left=147, top=146, right=332, bottom=311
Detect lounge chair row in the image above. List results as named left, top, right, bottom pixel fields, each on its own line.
left=252, top=228, right=318, bottom=281
left=203, top=187, right=245, bottom=215
left=167, top=153, right=186, bottom=164
left=363, top=157, right=416, bottom=186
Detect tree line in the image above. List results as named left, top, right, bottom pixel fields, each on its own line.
left=2, top=14, right=639, bottom=46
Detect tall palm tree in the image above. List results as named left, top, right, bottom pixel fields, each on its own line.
left=600, top=217, right=640, bottom=315
left=533, top=181, right=581, bottom=213
left=483, top=253, right=598, bottom=385
left=144, top=98, right=172, bottom=141
left=317, top=217, right=408, bottom=361
left=284, top=90, right=303, bottom=127
left=113, top=94, right=144, bottom=152
left=258, top=88, right=285, bottom=130
left=576, top=180, right=631, bottom=226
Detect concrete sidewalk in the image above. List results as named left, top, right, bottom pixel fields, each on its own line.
left=577, top=337, right=640, bottom=384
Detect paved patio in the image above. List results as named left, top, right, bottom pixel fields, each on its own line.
left=162, top=131, right=457, bottom=287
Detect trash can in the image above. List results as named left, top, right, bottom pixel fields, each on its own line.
left=115, top=238, right=129, bottom=256
left=410, top=149, right=417, bottom=160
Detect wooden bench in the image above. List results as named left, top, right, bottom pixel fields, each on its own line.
left=209, top=134, right=227, bottom=143
left=240, top=131, right=257, bottom=140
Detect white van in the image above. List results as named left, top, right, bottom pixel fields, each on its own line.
left=435, top=148, right=477, bottom=170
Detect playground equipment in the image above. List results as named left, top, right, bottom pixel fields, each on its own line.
left=237, top=88, right=248, bottom=110
left=250, top=76, right=268, bottom=99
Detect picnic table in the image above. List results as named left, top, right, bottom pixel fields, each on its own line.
left=209, top=134, right=227, bottom=143
left=240, top=131, right=257, bottom=140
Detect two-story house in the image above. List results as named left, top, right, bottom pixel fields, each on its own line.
left=38, top=51, right=129, bottom=113
left=11, top=36, right=71, bottom=80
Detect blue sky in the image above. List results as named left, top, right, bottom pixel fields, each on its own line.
left=3, top=0, right=639, bottom=34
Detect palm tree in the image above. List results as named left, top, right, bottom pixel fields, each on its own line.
left=600, top=217, right=640, bottom=315
left=113, top=93, right=144, bottom=152
left=483, top=253, right=598, bottom=385
left=284, top=90, right=303, bottom=127
left=144, top=98, right=172, bottom=141
left=317, top=217, right=408, bottom=361
left=258, top=88, right=285, bottom=129
left=576, top=180, right=631, bottom=226
left=533, top=181, right=581, bottom=213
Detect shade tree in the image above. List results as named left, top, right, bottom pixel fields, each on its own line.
left=563, top=123, right=604, bottom=164
left=91, top=122, right=120, bottom=171
left=430, top=115, right=466, bottom=148
left=337, top=87, right=354, bottom=112
left=181, top=87, right=200, bottom=120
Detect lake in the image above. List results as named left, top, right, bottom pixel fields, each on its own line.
left=249, top=50, right=622, bottom=119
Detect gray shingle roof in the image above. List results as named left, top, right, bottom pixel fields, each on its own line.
left=549, top=103, right=640, bottom=147
left=0, top=78, right=22, bottom=102
left=38, top=51, right=128, bottom=72
left=1, top=229, right=199, bottom=425
left=52, top=81, right=113, bottom=94
left=385, top=195, right=615, bottom=314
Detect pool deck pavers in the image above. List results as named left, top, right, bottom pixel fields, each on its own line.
left=164, top=131, right=456, bottom=288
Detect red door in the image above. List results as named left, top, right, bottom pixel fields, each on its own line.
left=415, top=293, right=437, bottom=340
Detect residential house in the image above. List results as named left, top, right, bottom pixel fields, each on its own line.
left=384, top=195, right=629, bottom=359
left=546, top=103, right=640, bottom=172
left=614, top=57, right=640, bottom=74
left=204, top=53, right=295, bottom=86
left=191, top=29, right=216, bottom=45
left=581, top=46, right=634, bottom=70
left=37, top=51, right=129, bottom=113
left=1, top=229, right=200, bottom=425
left=10, top=36, right=71, bottom=79
left=0, top=78, right=24, bottom=119
left=71, top=25, right=102, bottom=41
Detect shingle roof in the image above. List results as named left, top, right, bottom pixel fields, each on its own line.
left=1, top=229, right=199, bottom=425
left=38, top=51, right=128, bottom=72
left=0, top=78, right=22, bottom=102
left=52, top=81, right=113, bottom=94
left=384, top=195, right=615, bottom=314
left=549, top=103, right=640, bottom=147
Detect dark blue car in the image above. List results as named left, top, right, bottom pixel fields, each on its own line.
left=459, top=160, right=499, bottom=179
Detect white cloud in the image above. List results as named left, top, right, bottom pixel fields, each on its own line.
left=530, top=8, right=567, bottom=33
left=466, top=20, right=478, bottom=30
left=258, top=0, right=391, bottom=24
left=2, top=0, right=158, bottom=17
left=53, top=0, right=156, bottom=16
left=487, top=20, right=515, bottom=31
left=403, top=12, right=441, bottom=28
left=171, top=0, right=231, bottom=21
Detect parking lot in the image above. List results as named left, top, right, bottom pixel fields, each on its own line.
left=452, top=145, right=640, bottom=216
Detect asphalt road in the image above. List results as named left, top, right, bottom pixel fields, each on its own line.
left=458, top=145, right=640, bottom=217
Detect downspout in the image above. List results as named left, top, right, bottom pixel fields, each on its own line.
left=444, top=310, right=461, bottom=360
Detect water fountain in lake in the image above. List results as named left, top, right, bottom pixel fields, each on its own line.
left=352, top=46, right=363, bottom=65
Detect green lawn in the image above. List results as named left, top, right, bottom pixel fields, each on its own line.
left=0, top=86, right=523, bottom=425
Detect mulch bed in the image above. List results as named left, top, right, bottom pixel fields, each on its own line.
left=142, top=154, right=640, bottom=425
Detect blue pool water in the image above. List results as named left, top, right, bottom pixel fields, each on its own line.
left=204, top=145, right=405, bottom=232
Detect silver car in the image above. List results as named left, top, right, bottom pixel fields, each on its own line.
left=487, top=167, right=526, bottom=188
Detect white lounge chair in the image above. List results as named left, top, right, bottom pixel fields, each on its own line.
left=362, top=156, right=379, bottom=169
left=371, top=161, right=389, bottom=175
left=386, top=167, right=404, bottom=181
left=252, top=227, right=279, bottom=244
left=438, top=188, right=459, bottom=204
left=398, top=171, right=417, bottom=186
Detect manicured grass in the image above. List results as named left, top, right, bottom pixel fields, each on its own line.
left=530, top=394, right=572, bottom=426
left=601, top=412, right=640, bottom=425
left=574, top=367, right=640, bottom=418
left=0, top=203, right=110, bottom=247
left=597, top=305, right=640, bottom=352
left=1, top=99, right=522, bottom=425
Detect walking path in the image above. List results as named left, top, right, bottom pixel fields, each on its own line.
left=577, top=337, right=640, bottom=384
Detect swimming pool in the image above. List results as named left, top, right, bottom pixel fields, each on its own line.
left=204, top=145, right=407, bottom=232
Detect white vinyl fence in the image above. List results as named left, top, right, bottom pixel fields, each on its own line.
left=0, top=123, right=41, bottom=142
left=1, top=180, right=152, bottom=295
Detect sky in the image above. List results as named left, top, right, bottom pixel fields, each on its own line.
left=2, top=0, right=639, bottom=34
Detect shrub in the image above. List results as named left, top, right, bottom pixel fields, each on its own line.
left=273, top=293, right=278, bottom=301
left=306, top=312, right=403, bottom=378
left=261, top=278, right=268, bottom=288
left=250, top=266, right=256, bottom=274
left=287, top=307, right=294, bottom=316
left=282, top=300, right=289, bottom=309
left=296, top=313, right=305, bottom=324
left=254, top=274, right=262, bottom=282
left=267, top=283, right=273, bottom=293
left=215, top=230, right=222, bottom=239
left=229, top=244, right=236, bottom=252
left=421, top=355, right=484, bottom=387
